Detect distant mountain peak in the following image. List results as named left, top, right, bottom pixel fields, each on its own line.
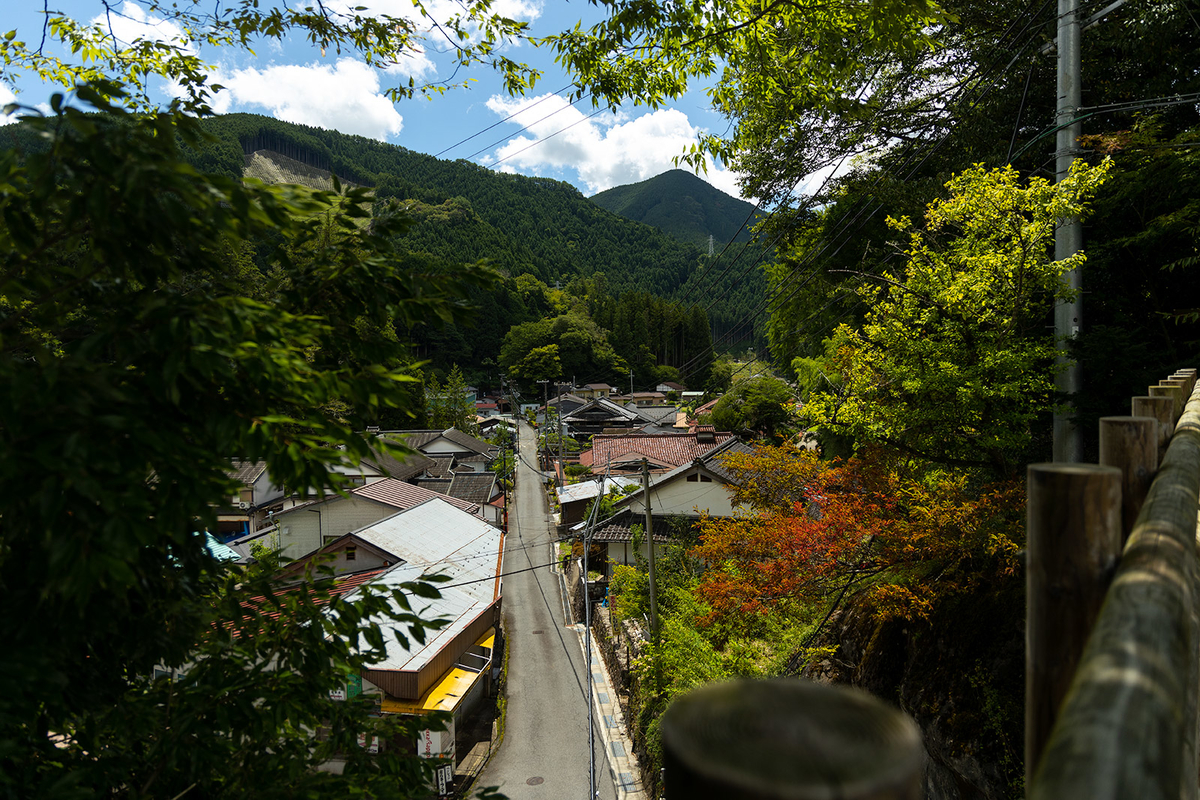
left=590, top=170, right=758, bottom=249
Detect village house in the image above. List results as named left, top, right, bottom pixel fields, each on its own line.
left=278, top=498, right=504, bottom=775
left=252, top=479, right=484, bottom=561
left=570, top=438, right=753, bottom=573
left=561, top=397, right=644, bottom=439
left=577, top=426, right=735, bottom=475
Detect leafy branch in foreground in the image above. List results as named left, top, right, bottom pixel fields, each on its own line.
left=0, top=91, right=497, bottom=799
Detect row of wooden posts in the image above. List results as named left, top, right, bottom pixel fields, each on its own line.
left=656, top=369, right=1200, bottom=799
left=1027, top=368, right=1200, bottom=799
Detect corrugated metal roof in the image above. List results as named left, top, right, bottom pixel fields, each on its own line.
left=345, top=499, right=502, bottom=673
left=353, top=478, right=479, bottom=516
left=556, top=476, right=641, bottom=505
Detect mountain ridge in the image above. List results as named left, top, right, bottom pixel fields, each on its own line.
left=590, top=169, right=759, bottom=250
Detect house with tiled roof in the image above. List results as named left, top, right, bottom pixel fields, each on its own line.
left=217, top=460, right=287, bottom=539
left=263, top=478, right=485, bottom=560
left=561, top=397, right=643, bottom=439
left=578, top=429, right=735, bottom=475
left=571, top=438, right=753, bottom=572
left=417, top=472, right=503, bottom=526
left=575, top=383, right=616, bottom=400
left=376, top=428, right=499, bottom=474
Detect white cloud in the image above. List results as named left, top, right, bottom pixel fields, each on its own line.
left=0, top=85, right=16, bottom=126
left=318, top=0, right=540, bottom=56
left=89, top=1, right=193, bottom=54
left=216, top=58, right=404, bottom=141
left=481, top=94, right=748, bottom=199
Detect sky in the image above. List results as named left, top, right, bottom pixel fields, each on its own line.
left=1, top=0, right=749, bottom=200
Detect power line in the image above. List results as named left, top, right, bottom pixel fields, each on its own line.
left=433, top=82, right=577, bottom=158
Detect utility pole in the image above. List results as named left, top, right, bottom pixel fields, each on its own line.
left=629, top=369, right=634, bottom=397
left=642, top=458, right=659, bottom=644
left=1053, top=0, right=1083, bottom=462
left=556, top=381, right=564, bottom=484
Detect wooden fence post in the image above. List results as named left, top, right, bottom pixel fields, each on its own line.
left=1132, top=395, right=1176, bottom=461
left=1099, top=416, right=1159, bottom=544
left=1151, top=383, right=1187, bottom=422
left=1026, top=463, right=1122, bottom=786
left=660, top=678, right=924, bottom=800
left=1174, top=369, right=1197, bottom=398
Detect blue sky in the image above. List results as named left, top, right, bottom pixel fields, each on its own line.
left=1, top=0, right=749, bottom=199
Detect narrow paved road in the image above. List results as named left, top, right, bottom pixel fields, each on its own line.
left=477, top=421, right=616, bottom=800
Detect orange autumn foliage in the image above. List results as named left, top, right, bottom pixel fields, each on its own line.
left=694, top=446, right=1023, bottom=633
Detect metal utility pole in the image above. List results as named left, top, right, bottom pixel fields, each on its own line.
left=1053, top=0, right=1083, bottom=462
left=642, top=458, right=659, bottom=643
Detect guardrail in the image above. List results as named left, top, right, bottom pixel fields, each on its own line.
left=1027, top=369, right=1200, bottom=799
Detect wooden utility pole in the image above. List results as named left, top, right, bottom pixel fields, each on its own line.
left=642, top=457, right=659, bottom=643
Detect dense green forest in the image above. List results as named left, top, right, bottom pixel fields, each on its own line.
left=590, top=168, right=759, bottom=249
left=181, top=114, right=768, bottom=362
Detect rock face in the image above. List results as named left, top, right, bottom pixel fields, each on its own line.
left=803, top=576, right=1025, bottom=800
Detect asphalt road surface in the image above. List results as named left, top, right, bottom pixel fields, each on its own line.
left=476, top=421, right=616, bottom=800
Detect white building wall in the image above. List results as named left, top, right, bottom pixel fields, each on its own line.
left=276, top=497, right=399, bottom=560
left=625, top=478, right=735, bottom=518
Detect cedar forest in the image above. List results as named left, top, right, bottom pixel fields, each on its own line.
left=0, top=1, right=1198, bottom=799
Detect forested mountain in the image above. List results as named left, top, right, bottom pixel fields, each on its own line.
left=590, top=168, right=758, bottom=250
left=182, top=114, right=768, bottom=355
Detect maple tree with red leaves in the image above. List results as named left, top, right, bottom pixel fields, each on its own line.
left=694, top=446, right=1024, bottom=636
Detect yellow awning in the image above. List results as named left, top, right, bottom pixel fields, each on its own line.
left=380, top=628, right=494, bottom=715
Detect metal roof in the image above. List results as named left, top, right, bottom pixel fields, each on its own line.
left=345, top=499, right=502, bottom=673
left=556, top=476, right=641, bottom=505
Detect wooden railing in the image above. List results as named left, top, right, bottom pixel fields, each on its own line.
left=1026, top=369, right=1200, bottom=800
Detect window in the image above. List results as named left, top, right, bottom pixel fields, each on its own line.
left=346, top=547, right=357, bottom=562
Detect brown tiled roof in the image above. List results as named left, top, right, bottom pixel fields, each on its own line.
left=580, top=432, right=735, bottom=471
left=353, top=478, right=479, bottom=516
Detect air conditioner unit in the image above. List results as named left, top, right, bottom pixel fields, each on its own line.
left=237, top=501, right=250, bottom=510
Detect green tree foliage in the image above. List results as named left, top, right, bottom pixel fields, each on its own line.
left=0, top=96, right=492, bottom=799
left=0, top=1, right=538, bottom=114
left=500, top=313, right=626, bottom=392
left=805, top=161, right=1112, bottom=474
left=710, top=375, right=797, bottom=441
left=541, top=0, right=947, bottom=181
left=426, top=365, right=480, bottom=435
